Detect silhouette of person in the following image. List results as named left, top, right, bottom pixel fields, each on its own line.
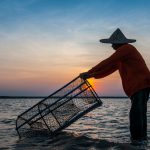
left=80, top=28, right=150, bottom=145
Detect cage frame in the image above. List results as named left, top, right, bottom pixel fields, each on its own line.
left=16, top=76, right=102, bottom=138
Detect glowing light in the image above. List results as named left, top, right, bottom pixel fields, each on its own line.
left=87, top=78, right=96, bottom=89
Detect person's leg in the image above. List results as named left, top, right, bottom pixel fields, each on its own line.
left=142, top=88, right=150, bottom=140
left=130, top=88, right=150, bottom=141
left=143, top=99, right=147, bottom=140
left=130, top=93, right=143, bottom=140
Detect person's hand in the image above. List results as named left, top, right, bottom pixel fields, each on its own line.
left=80, top=72, right=90, bottom=80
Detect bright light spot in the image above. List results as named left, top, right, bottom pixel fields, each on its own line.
left=87, top=78, right=95, bottom=89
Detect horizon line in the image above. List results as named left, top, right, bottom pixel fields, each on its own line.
left=0, top=96, right=129, bottom=99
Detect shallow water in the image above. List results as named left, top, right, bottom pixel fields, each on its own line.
left=0, top=98, right=150, bottom=150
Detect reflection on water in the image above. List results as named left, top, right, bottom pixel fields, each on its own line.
left=0, top=98, right=149, bottom=149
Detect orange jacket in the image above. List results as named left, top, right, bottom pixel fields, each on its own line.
left=88, top=44, right=150, bottom=97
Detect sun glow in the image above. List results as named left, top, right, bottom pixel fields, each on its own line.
left=87, top=78, right=96, bottom=89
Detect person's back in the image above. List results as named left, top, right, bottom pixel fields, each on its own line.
left=117, top=44, right=150, bottom=97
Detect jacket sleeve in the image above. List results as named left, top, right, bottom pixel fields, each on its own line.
left=88, top=46, right=130, bottom=78
left=90, top=63, right=118, bottom=79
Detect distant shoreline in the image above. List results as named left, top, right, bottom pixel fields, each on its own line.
left=0, top=96, right=128, bottom=99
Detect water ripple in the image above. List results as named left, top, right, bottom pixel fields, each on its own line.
left=0, top=98, right=149, bottom=150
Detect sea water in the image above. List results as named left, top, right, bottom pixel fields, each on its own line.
left=0, top=98, right=150, bottom=150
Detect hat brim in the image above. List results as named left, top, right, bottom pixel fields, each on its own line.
left=100, top=39, right=136, bottom=44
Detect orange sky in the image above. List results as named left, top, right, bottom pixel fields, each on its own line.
left=0, top=0, right=150, bottom=96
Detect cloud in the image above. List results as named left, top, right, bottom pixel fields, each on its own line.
left=0, top=0, right=150, bottom=96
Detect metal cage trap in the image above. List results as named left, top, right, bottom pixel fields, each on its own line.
left=16, top=76, right=102, bottom=138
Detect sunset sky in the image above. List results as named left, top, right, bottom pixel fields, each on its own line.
left=0, top=0, right=150, bottom=96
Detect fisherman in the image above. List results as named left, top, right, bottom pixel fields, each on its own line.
left=80, top=28, right=150, bottom=145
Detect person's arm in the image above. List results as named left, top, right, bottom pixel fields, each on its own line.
left=90, top=63, right=118, bottom=79
left=80, top=56, right=119, bottom=80
left=87, top=47, right=130, bottom=78
left=80, top=62, right=118, bottom=79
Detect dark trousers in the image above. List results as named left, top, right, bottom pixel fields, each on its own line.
left=130, top=88, right=150, bottom=140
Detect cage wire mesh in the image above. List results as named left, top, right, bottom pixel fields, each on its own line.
left=16, top=76, right=102, bottom=138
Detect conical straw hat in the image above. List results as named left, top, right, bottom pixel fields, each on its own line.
left=100, top=28, right=136, bottom=44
